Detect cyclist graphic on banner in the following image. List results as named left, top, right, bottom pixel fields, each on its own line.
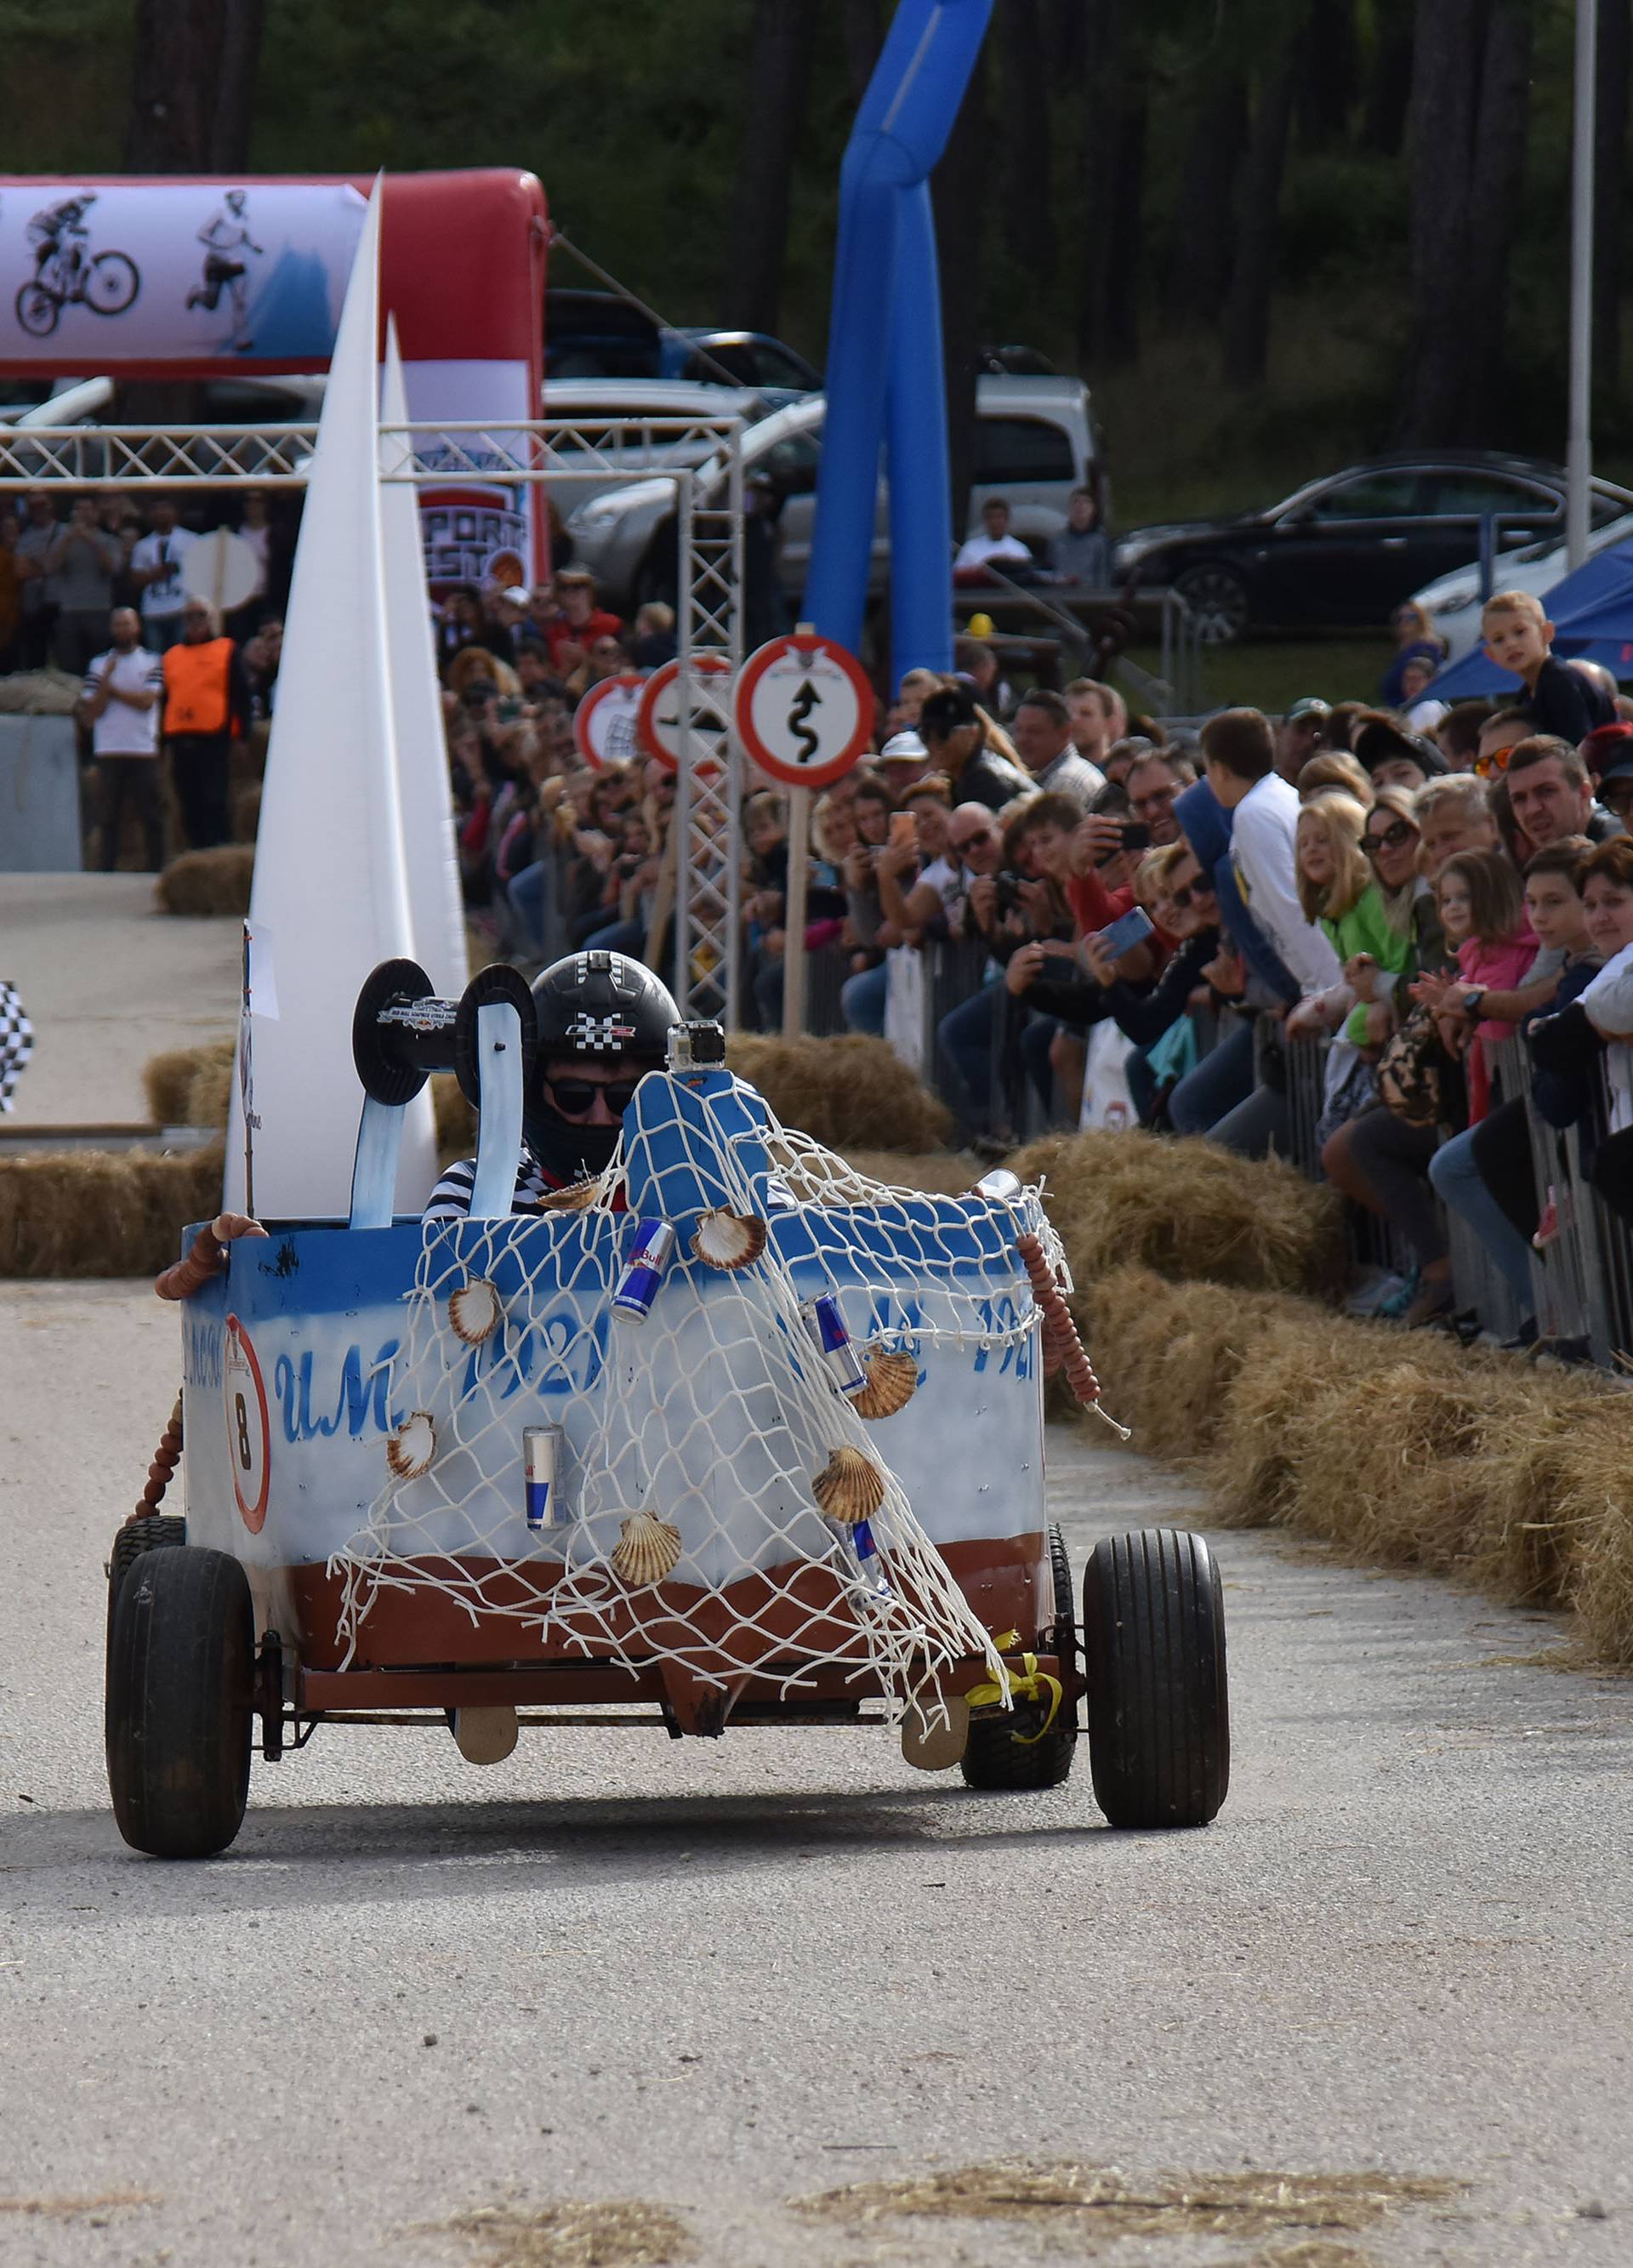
left=15, top=193, right=140, bottom=339
left=186, top=190, right=264, bottom=353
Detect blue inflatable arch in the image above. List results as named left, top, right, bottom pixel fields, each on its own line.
left=802, top=0, right=995, bottom=684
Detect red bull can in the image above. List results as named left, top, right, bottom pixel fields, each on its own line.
left=522, top=1423, right=564, bottom=1531
left=803, top=1292, right=868, bottom=1396
left=612, top=1218, right=675, bottom=1320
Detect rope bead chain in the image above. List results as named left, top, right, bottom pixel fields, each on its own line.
left=134, top=1393, right=184, bottom=1519
left=1015, top=1232, right=1130, bottom=1439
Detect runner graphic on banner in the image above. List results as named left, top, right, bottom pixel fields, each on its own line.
left=186, top=190, right=265, bottom=354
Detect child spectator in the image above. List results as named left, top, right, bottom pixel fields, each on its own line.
left=1448, top=841, right=1602, bottom=1329
left=1411, top=850, right=1530, bottom=1126
left=1481, top=588, right=1615, bottom=744
left=1286, top=794, right=1414, bottom=1041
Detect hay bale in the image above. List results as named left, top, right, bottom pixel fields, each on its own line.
left=230, top=782, right=261, bottom=843
left=0, top=1143, right=224, bottom=1278
left=155, top=845, right=255, bottom=916
left=142, top=1040, right=234, bottom=1129
left=143, top=1048, right=202, bottom=1127
left=1013, top=1128, right=1344, bottom=1299
left=1076, top=1263, right=1633, bottom=1658
left=726, top=1034, right=953, bottom=1154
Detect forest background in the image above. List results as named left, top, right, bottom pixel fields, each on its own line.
left=4, top=0, right=1628, bottom=550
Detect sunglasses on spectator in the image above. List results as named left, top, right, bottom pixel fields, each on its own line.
left=1474, top=747, right=1514, bottom=778
left=949, top=828, right=992, bottom=850
left=546, top=1074, right=642, bottom=1114
left=1169, top=876, right=1213, bottom=909
left=1364, top=818, right=1416, bottom=854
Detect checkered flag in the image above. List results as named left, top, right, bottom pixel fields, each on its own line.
left=0, top=983, right=34, bottom=1114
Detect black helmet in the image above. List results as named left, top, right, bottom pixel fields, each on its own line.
left=524, top=950, right=679, bottom=1182
left=530, top=949, right=678, bottom=1066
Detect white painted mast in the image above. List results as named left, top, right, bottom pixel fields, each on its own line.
left=226, top=182, right=436, bottom=1218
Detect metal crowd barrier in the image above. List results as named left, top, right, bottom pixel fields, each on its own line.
left=1283, top=1023, right=1631, bottom=1369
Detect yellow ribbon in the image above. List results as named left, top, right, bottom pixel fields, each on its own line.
left=965, top=1628, right=1064, bottom=1747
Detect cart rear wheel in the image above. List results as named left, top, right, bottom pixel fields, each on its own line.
left=106, top=1544, right=253, bottom=1859
left=1083, top=1527, right=1229, bottom=1829
left=105, top=1513, right=186, bottom=1677
left=959, top=1524, right=1078, bottom=1792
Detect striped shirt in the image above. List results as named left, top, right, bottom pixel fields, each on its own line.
left=83, top=647, right=164, bottom=758
left=424, top=1146, right=555, bottom=1222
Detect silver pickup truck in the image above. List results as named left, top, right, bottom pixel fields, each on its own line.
left=566, top=373, right=1099, bottom=613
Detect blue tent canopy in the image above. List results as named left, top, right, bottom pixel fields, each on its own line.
left=1427, top=538, right=1633, bottom=699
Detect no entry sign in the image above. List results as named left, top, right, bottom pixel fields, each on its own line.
left=733, top=631, right=874, bottom=791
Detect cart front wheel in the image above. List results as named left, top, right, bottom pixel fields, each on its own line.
left=106, top=1544, right=253, bottom=1859
left=1083, top=1527, right=1229, bottom=1829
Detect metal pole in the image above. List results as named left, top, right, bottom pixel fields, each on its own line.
left=781, top=787, right=811, bottom=1040
left=1568, top=0, right=1598, bottom=573
left=673, top=469, right=694, bottom=1014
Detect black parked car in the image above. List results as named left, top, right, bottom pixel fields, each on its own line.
left=1112, top=452, right=1628, bottom=641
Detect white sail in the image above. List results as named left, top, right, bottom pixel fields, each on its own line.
left=225, top=184, right=436, bottom=1220
left=380, top=317, right=468, bottom=1000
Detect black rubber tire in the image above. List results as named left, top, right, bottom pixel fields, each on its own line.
left=1083, top=1527, right=1230, bottom=1829
left=1173, top=561, right=1251, bottom=644
left=106, top=1545, right=253, bottom=1860
left=105, top=1513, right=186, bottom=1676
left=959, top=1528, right=1078, bottom=1792
left=1049, top=1522, right=1076, bottom=1670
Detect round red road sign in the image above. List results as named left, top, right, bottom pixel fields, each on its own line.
left=635, top=653, right=733, bottom=775
left=732, top=632, right=874, bottom=791
left=572, top=672, right=646, bottom=772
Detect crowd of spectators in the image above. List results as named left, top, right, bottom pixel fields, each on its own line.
left=1, top=486, right=287, bottom=869
left=9, top=476, right=1630, bottom=1352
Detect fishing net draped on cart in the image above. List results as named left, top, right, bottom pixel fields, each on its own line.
left=327, top=1067, right=1063, bottom=1720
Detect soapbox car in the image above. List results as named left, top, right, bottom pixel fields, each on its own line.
left=105, top=961, right=1229, bottom=1858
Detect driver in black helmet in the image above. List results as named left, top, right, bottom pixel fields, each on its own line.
left=425, top=949, right=678, bottom=1219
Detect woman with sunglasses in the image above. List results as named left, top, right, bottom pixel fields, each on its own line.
left=1338, top=790, right=1433, bottom=1041
left=425, top=949, right=679, bottom=1217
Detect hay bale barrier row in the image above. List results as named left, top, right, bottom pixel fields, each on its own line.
left=0, top=1145, right=225, bottom=1279
left=1078, top=1261, right=1633, bottom=1666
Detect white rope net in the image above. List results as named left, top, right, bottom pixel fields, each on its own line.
left=327, top=1074, right=1064, bottom=1724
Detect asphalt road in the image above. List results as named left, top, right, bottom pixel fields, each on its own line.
left=3, top=1279, right=1632, bottom=2268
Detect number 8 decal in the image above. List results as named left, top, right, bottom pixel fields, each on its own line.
left=223, top=1314, right=270, bottom=1532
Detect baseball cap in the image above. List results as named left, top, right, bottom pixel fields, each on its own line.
left=499, top=584, right=530, bottom=607
left=1285, top=697, right=1330, bottom=723
left=966, top=613, right=996, bottom=638
left=1597, top=749, right=1633, bottom=789
left=879, top=730, right=929, bottom=764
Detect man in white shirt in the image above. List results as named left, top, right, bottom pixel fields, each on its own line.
left=77, top=607, right=166, bottom=871
left=129, top=499, right=198, bottom=654
left=1198, top=706, right=1342, bottom=1156
left=954, top=498, right=1034, bottom=578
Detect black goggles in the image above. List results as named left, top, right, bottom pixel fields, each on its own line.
left=546, top=1074, right=642, bottom=1116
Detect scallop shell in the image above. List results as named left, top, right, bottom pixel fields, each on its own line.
left=612, top=1509, right=682, bottom=1587
left=538, top=1177, right=601, bottom=1212
left=447, top=1274, right=502, bottom=1346
left=691, top=1208, right=769, bottom=1271
left=386, top=1410, right=436, bottom=1481
left=850, top=1349, right=919, bottom=1420
left=811, top=1444, right=885, bottom=1526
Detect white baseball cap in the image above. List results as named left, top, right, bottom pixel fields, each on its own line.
left=879, top=731, right=928, bottom=764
